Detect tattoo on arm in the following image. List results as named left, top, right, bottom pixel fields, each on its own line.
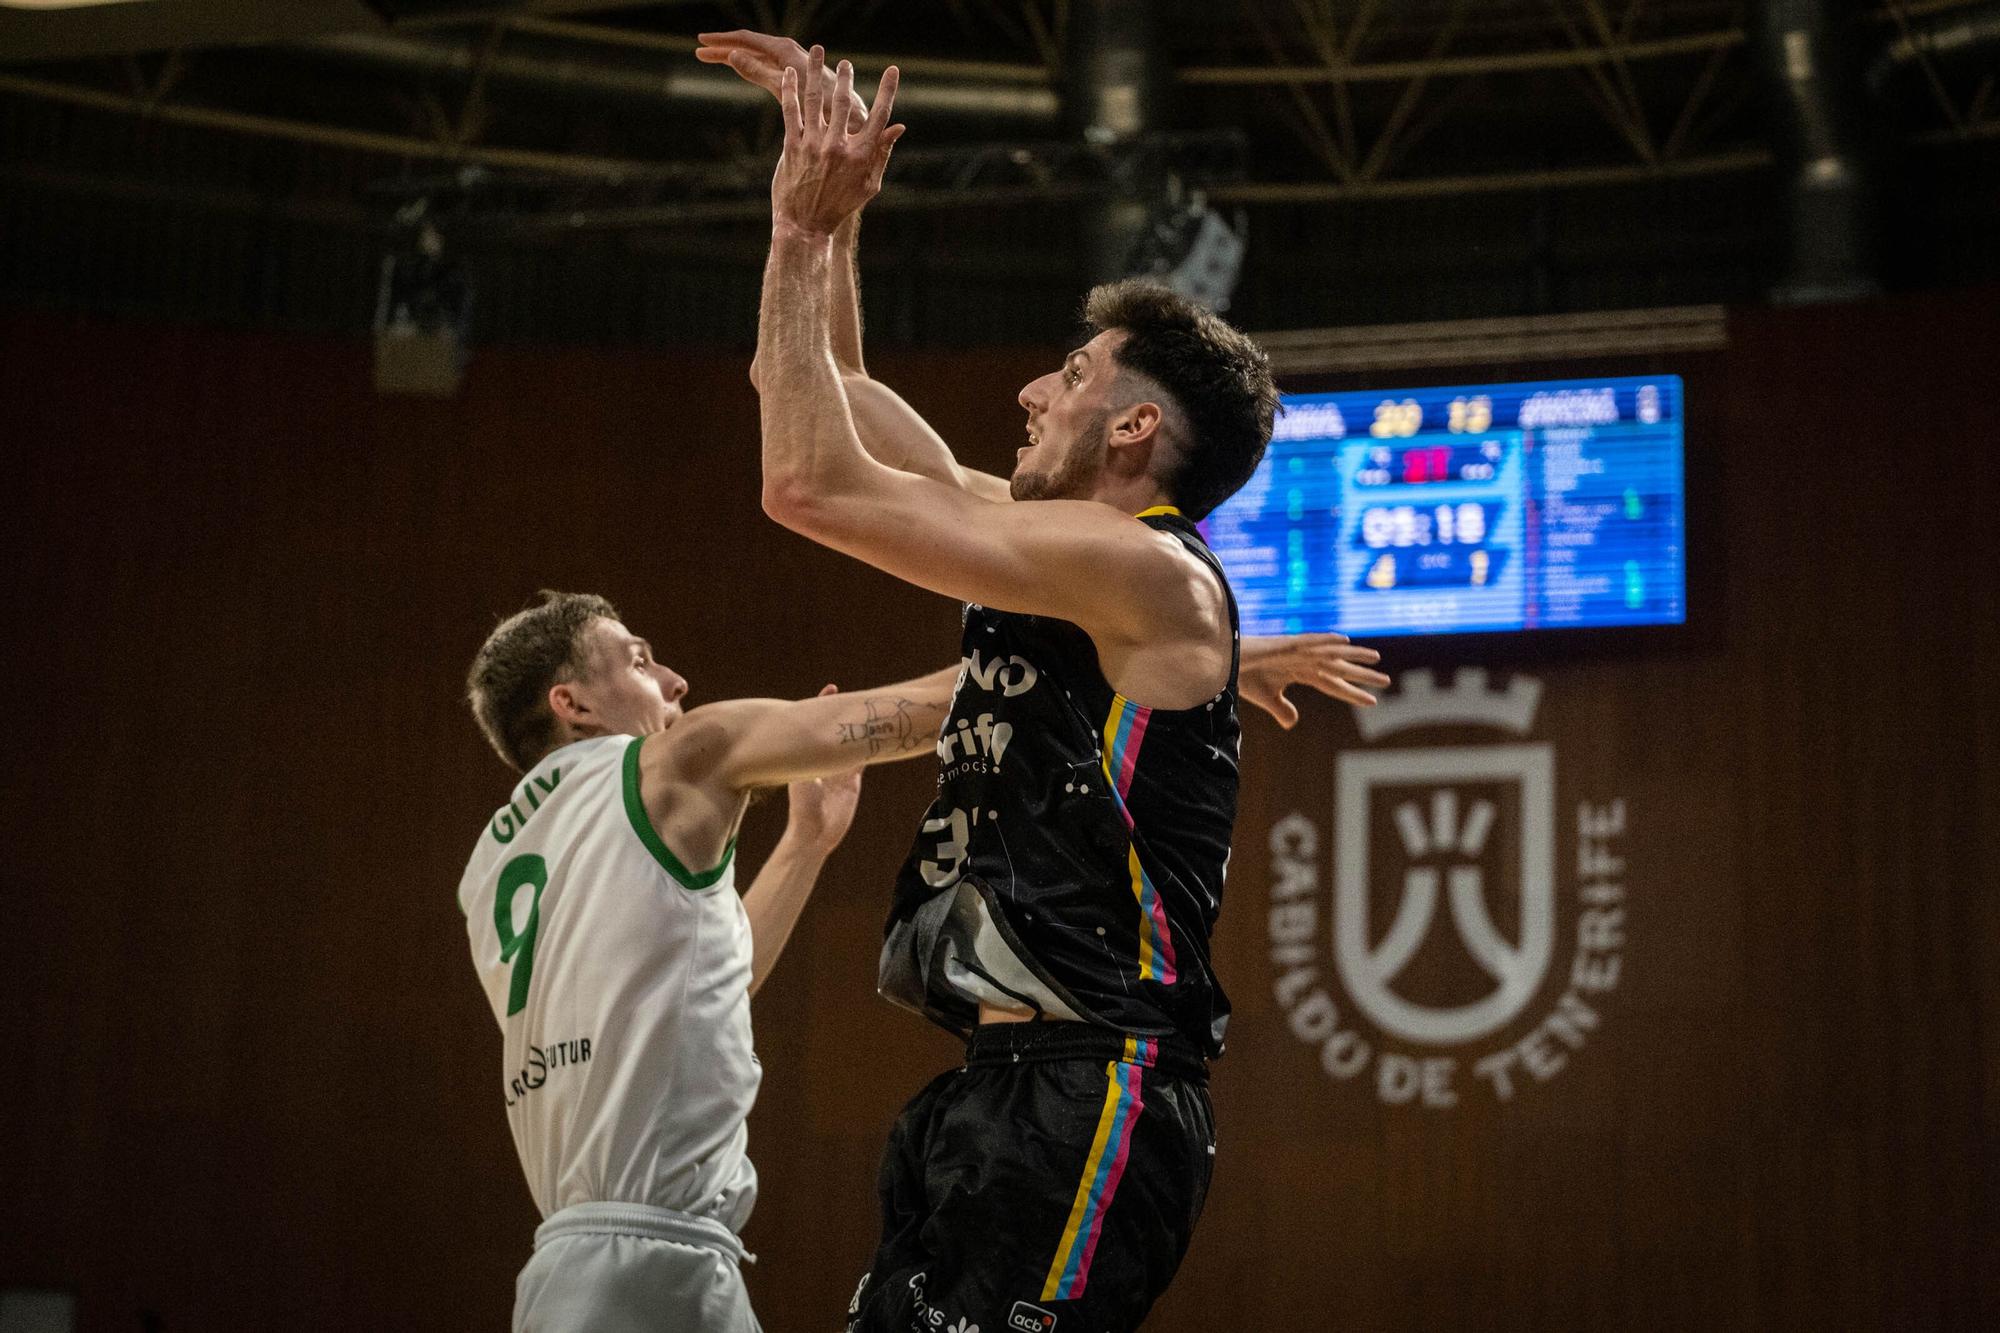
left=835, top=696, right=930, bottom=757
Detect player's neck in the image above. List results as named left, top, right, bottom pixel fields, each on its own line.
left=549, top=721, right=617, bottom=753
left=1089, top=476, right=1176, bottom=518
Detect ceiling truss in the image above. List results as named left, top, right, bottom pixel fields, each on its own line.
left=0, top=0, right=1994, bottom=234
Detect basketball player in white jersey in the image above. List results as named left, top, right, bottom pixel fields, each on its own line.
left=460, top=589, right=963, bottom=1332
left=459, top=585, right=1379, bottom=1333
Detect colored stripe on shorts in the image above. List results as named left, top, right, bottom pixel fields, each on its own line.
left=1040, top=1058, right=1147, bottom=1302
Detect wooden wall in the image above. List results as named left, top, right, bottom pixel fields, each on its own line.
left=2, top=289, right=1994, bottom=1331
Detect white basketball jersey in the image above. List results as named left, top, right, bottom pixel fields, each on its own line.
left=458, top=734, right=760, bottom=1231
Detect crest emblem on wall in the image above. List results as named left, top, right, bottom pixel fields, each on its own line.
left=1267, top=669, right=1628, bottom=1107
left=1335, top=738, right=1554, bottom=1045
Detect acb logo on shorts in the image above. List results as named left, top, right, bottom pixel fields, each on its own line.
left=1008, top=1299, right=1058, bottom=1332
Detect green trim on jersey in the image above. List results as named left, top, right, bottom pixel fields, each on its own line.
left=623, top=735, right=736, bottom=891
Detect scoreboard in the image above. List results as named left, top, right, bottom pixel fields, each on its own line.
left=1200, top=375, right=1686, bottom=638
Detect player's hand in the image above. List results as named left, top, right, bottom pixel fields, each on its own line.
left=696, top=29, right=869, bottom=132
left=784, top=684, right=864, bottom=853
left=1238, top=633, right=1391, bottom=728
left=769, top=48, right=904, bottom=236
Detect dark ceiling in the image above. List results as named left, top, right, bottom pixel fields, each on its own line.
left=1, top=1, right=1994, bottom=346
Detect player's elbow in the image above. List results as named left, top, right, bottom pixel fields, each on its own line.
left=763, top=478, right=867, bottom=549
left=760, top=476, right=823, bottom=534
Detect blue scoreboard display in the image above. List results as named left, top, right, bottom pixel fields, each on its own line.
left=1200, top=375, right=1686, bottom=638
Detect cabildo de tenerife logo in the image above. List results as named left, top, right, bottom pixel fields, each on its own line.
left=1267, top=668, right=1627, bottom=1107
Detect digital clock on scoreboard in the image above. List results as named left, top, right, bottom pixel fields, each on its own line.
left=1199, top=375, right=1686, bottom=638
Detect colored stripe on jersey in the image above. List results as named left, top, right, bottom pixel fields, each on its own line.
left=882, top=504, right=1240, bottom=1056
left=1101, top=696, right=1179, bottom=984
left=1040, top=1058, right=1147, bottom=1302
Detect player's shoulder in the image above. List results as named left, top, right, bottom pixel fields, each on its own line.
left=1130, top=524, right=1228, bottom=634
left=1071, top=503, right=1216, bottom=592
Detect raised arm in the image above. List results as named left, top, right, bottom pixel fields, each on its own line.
left=830, top=211, right=866, bottom=376
left=826, top=184, right=1009, bottom=500
left=699, top=30, right=1011, bottom=502
left=662, top=666, right=956, bottom=789
left=828, top=202, right=1006, bottom=500
left=756, top=55, right=1206, bottom=647
left=843, top=374, right=1015, bottom=502
left=633, top=663, right=955, bottom=889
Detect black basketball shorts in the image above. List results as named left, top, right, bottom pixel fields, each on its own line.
left=846, top=1021, right=1216, bottom=1333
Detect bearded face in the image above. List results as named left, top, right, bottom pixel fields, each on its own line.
left=1010, top=407, right=1111, bottom=503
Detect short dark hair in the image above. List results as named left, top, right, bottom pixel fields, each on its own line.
left=466, top=590, right=620, bottom=772
left=1084, top=280, right=1277, bottom=520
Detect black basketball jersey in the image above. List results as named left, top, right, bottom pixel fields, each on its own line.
left=881, top=508, right=1239, bottom=1057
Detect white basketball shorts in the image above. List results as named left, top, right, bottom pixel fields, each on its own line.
left=513, top=1201, right=761, bottom=1333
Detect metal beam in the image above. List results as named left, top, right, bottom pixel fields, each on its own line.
left=1552, top=0, right=1657, bottom=164
left=0, top=158, right=377, bottom=230
left=0, top=68, right=1785, bottom=212
left=1241, top=0, right=1357, bottom=182
left=1358, top=0, right=1469, bottom=180
left=294, top=31, right=1060, bottom=120
left=1209, top=147, right=1771, bottom=202
left=1179, top=28, right=1745, bottom=85
left=499, top=15, right=1054, bottom=84
left=1872, top=0, right=2000, bottom=131
left=1660, top=35, right=1736, bottom=159
left=501, top=182, right=1109, bottom=231
left=1251, top=305, right=1730, bottom=375
left=0, top=72, right=725, bottom=183
left=1913, top=113, right=2000, bottom=139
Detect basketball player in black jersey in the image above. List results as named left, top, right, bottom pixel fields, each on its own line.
left=702, top=35, right=1389, bottom=1332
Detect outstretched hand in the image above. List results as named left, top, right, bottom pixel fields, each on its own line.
left=768, top=47, right=904, bottom=236
left=1238, top=633, right=1391, bottom=728
left=785, top=684, right=864, bottom=853
left=696, top=29, right=868, bottom=131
